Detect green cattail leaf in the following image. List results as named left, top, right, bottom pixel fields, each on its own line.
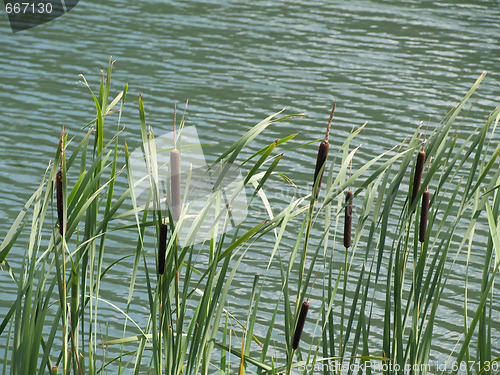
left=212, top=341, right=273, bottom=372
left=0, top=184, right=43, bottom=262
left=216, top=220, right=267, bottom=263
left=105, top=90, right=123, bottom=114
left=240, top=133, right=297, bottom=167
left=244, top=139, right=277, bottom=184
left=486, top=202, right=500, bottom=267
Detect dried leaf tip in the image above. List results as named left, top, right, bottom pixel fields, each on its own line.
left=325, top=101, right=336, bottom=143
left=292, top=300, right=309, bottom=350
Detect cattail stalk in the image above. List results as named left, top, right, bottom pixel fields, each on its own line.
left=340, top=189, right=352, bottom=357
left=158, top=223, right=168, bottom=275
left=292, top=300, right=309, bottom=350
left=344, top=190, right=353, bottom=248
left=313, top=103, right=335, bottom=197
left=56, top=127, right=68, bottom=374
left=419, top=189, right=429, bottom=242
left=411, top=150, right=426, bottom=211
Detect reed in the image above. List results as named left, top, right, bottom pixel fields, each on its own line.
left=313, top=102, right=335, bottom=197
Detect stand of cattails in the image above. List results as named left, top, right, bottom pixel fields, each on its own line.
left=313, top=103, right=335, bottom=198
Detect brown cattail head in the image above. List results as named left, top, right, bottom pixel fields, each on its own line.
left=170, top=148, right=181, bottom=221
left=313, top=140, right=329, bottom=197
left=411, top=150, right=426, bottom=211
left=344, top=190, right=353, bottom=248
left=419, top=189, right=430, bottom=243
left=313, top=103, right=335, bottom=197
left=158, top=223, right=168, bottom=275
left=292, top=300, right=309, bottom=350
left=56, top=170, right=64, bottom=236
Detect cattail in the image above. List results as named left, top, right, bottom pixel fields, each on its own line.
left=57, top=127, right=66, bottom=236
left=56, top=171, right=64, bottom=236
left=292, top=300, right=309, bottom=350
left=313, top=141, right=328, bottom=197
left=411, top=150, right=426, bottom=211
left=419, top=189, right=429, bottom=242
left=344, top=190, right=353, bottom=248
left=170, top=148, right=181, bottom=221
left=313, top=103, right=335, bottom=197
left=170, top=108, right=181, bottom=222
left=158, top=223, right=168, bottom=275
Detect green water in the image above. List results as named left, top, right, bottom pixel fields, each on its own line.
left=0, top=0, right=498, bottom=371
